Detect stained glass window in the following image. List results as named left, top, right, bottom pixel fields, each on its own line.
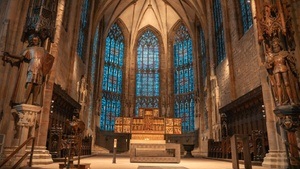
left=213, top=0, right=226, bottom=64
left=77, top=0, right=90, bottom=60
left=100, top=23, right=124, bottom=131
left=199, top=26, right=206, bottom=79
left=87, top=25, right=99, bottom=129
left=239, top=0, right=253, bottom=33
left=174, top=24, right=194, bottom=133
left=135, top=29, right=160, bottom=116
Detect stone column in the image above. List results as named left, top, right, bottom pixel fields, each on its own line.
left=260, top=64, right=288, bottom=169
left=32, top=83, right=54, bottom=165
left=251, top=1, right=291, bottom=168
left=2, top=104, right=42, bottom=168
left=14, top=103, right=52, bottom=166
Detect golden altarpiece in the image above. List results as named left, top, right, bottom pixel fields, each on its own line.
left=114, top=108, right=182, bottom=139
left=114, top=108, right=182, bottom=163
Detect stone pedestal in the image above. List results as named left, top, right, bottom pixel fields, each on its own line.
left=273, top=105, right=300, bottom=168
left=1, top=104, right=41, bottom=168
left=262, top=151, right=288, bottom=169
left=27, top=146, right=53, bottom=165
left=1, top=104, right=52, bottom=167
left=130, top=143, right=180, bottom=163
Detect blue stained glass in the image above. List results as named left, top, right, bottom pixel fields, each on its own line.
left=100, top=23, right=124, bottom=131
left=240, top=0, right=253, bottom=33
left=119, top=44, right=124, bottom=66
left=199, top=27, right=207, bottom=79
left=135, top=29, right=160, bottom=116
left=77, top=0, right=90, bottom=59
left=173, top=24, right=195, bottom=132
left=213, top=0, right=226, bottom=64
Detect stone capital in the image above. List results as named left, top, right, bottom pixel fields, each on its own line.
left=12, top=104, right=41, bottom=127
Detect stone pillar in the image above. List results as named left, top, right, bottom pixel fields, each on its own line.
left=260, top=70, right=288, bottom=169
left=2, top=104, right=41, bottom=168
left=32, top=83, right=54, bottom=165
left=251, top=1, right=292, bottom=168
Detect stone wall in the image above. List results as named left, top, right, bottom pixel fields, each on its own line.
left=53, top=0, right=85, bottom=100
left=216, top=0, right=261, bottom=108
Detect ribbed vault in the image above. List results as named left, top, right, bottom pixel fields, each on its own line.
left=92, top=0, right=207, bottom=43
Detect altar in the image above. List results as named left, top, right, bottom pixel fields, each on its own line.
left=114, top=108, right=182, bottom=163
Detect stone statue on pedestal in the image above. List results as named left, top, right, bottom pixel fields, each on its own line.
left=258, top=2, right=300, bottom=107
left=264, top=38, right=300, bottom=106
left=257, top=1, right=300, bottom=167
left=2, top=34, right=54, bottom=106
left=77, top=75, right=88, bottom=104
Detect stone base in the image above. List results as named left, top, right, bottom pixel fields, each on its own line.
left=262, top=151, right=289, bottom=169
left=59, top=163, right=91, bottom=169
left=0, top=146, right=52, bottom=167
left=130, top=143, right=180, bottom=163
left=199, top=140, right=209, bottom=157
left=191, top=147, right=201, bottom=157
left=27, top=146, right=53, bottom=165
left=1, top=146, right=24, bottom=168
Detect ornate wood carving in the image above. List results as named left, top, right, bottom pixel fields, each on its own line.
left=115, top=108, right=182, bottom=140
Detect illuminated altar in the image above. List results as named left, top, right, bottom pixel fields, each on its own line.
left=114, top=108, right=182, bottom=139
left=114, top=108, right=182, bottom=163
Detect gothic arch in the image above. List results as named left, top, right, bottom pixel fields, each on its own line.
left=130, top=25, right=166, bottom=116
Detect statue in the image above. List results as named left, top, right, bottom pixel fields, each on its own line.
left=257, top=2, right=300, bottom=107
left=77, top=75, right=88, bottom=103
left=2, top=34, right=54, bottom=105
left=265, top=38, right=299, bottom=106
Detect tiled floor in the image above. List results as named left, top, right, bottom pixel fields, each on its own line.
left=31, top=155, right=269, bottom=169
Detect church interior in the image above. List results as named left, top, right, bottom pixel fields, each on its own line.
left=0, top=0, right=300, bottom=168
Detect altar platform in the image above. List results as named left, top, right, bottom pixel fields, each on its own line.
left=24, top=154, right=268, bottom=169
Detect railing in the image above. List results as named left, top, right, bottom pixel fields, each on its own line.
left=0, top=137, right=35, bottom=169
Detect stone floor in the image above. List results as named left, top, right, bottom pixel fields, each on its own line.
left=29, top=155, right=269, bottom=169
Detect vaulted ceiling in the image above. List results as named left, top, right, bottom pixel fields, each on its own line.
left=93, top=0, right=207, bottom=43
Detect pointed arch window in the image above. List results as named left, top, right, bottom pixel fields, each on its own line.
left=100, top=23, right=124, bottom=131
left=239, top=0, right=253, bottom=33
left=198, top=26, right=206, bottom=80
left=213, top=0, right=226, bottom=64
left=88, top=25, right=99, bottom=129
left=77, top=0, right=90, bottom=60
left=173, top=24, right=194, bottom=132
left=135, top=29, right=160, bottom=116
